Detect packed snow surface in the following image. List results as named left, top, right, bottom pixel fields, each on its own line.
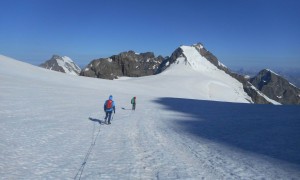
left=1, top=54, right=300, bottom=179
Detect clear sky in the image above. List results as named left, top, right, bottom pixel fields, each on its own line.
left=1, top=0, right=299, bottom=69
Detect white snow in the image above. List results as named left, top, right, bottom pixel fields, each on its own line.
left=179, top=45, right=218, bottom=72
left=218, top=61, right=227, bottom=68
left=266, top=69, right=280, bottom=76
left=244, top=75, right=251, bottom=79
left=1, top=54, right=300, bottom=179
left=54, top=56, right=81, bottom=75
left=107, top=58, right=113, bottom=63
left=249, top=84, right=281, bottom=105
left=160, top=46, right=251, bottom=103
left=289, top=82, right=297, bottom=88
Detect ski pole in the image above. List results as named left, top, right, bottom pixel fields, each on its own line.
left=111, top=113, right=114, bottom=121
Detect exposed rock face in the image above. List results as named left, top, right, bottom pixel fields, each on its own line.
left=80, top=51, right=164, bottom=79
left=156, top=48, right=184, bottom=74
left=250, top=69, right=300, bottom=104
left=40, top=55, right=81, bottom=75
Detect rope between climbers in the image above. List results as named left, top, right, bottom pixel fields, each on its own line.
left=74, top=120, right=101, bottom=180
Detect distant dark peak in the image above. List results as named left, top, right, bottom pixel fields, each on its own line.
left=51, top=55, right=62, bottom=60
left=250, top=68, right=300, bottom=104
left=140, top=52, right=155, bottom=58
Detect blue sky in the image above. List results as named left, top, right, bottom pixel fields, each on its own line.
left=1, top=0, right=299, bottom=69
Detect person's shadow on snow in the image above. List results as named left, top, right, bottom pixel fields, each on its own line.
left=89, top=117, right=105, bottom=125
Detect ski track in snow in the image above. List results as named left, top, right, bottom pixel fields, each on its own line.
left=1, top=55, right=300, bottom=179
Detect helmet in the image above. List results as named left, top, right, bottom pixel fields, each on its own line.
left=109, top=95, right=113, bottom=100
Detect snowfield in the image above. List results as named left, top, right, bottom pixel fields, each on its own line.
left=1, top=54, right=300, bottom=179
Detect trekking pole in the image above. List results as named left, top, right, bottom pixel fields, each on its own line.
left=111, top=113, right=114, bottom=121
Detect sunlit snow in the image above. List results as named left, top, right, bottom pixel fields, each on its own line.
left=1, top=54, right=299, bottom=179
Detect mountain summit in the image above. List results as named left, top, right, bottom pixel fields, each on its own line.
left=156, top=44, right=280, bottom=105
left=40, top=55, right=81, bottom=75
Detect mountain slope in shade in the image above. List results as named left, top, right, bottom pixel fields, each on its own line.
left=40, top=55, right=81, bottom=75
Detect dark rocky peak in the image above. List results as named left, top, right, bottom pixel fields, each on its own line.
left=250, top=69, right=300, bottom=104
left=155, top=48, right=185, bottom=74
left=51, top=54, right=63, bottom=60
left=80, top=50, right=164, bottom=80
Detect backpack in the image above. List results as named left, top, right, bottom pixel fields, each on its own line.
left=106, top=100, right=113, bottom=109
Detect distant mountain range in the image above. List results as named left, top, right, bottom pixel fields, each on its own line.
left=38, top=44, right=300, bottom=105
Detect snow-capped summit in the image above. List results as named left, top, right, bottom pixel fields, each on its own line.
left=40, top=55, right=81, bottom=75
left=162, top=45, right=218, bottom=73
left=156, top=43, right=227, bottom=74
left=154, top=45, right=253, bottom=103
left=156, top=44, right=281, bottom=104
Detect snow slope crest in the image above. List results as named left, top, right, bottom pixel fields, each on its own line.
left=157, top=44, right=219, bottom=74
left=40, top=55, right=81, bottom=75
left=179, top=45, right=218, bottom=72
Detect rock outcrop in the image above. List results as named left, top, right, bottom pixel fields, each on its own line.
left=80, top=51, right=164, bottom=79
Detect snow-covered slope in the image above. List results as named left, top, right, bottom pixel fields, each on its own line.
left=40, top=55, right=81, bottom=75
left=1, top=55, right=300, bottom=179
left=158, top=45, right=252, bottom=103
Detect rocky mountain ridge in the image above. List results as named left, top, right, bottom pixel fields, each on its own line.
left=38, top=44, right=299, bottom=105
left=250, top=69, right=300, bottom=104
left=80, top=51, right=164, bottom=79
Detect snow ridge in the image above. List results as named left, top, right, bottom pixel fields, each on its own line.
left=180, top=45, right=218, bottom=72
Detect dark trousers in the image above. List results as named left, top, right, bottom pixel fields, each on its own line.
left=105, top=111, right=112, bottom=123
left=132, top=103, right=136, bottom=110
